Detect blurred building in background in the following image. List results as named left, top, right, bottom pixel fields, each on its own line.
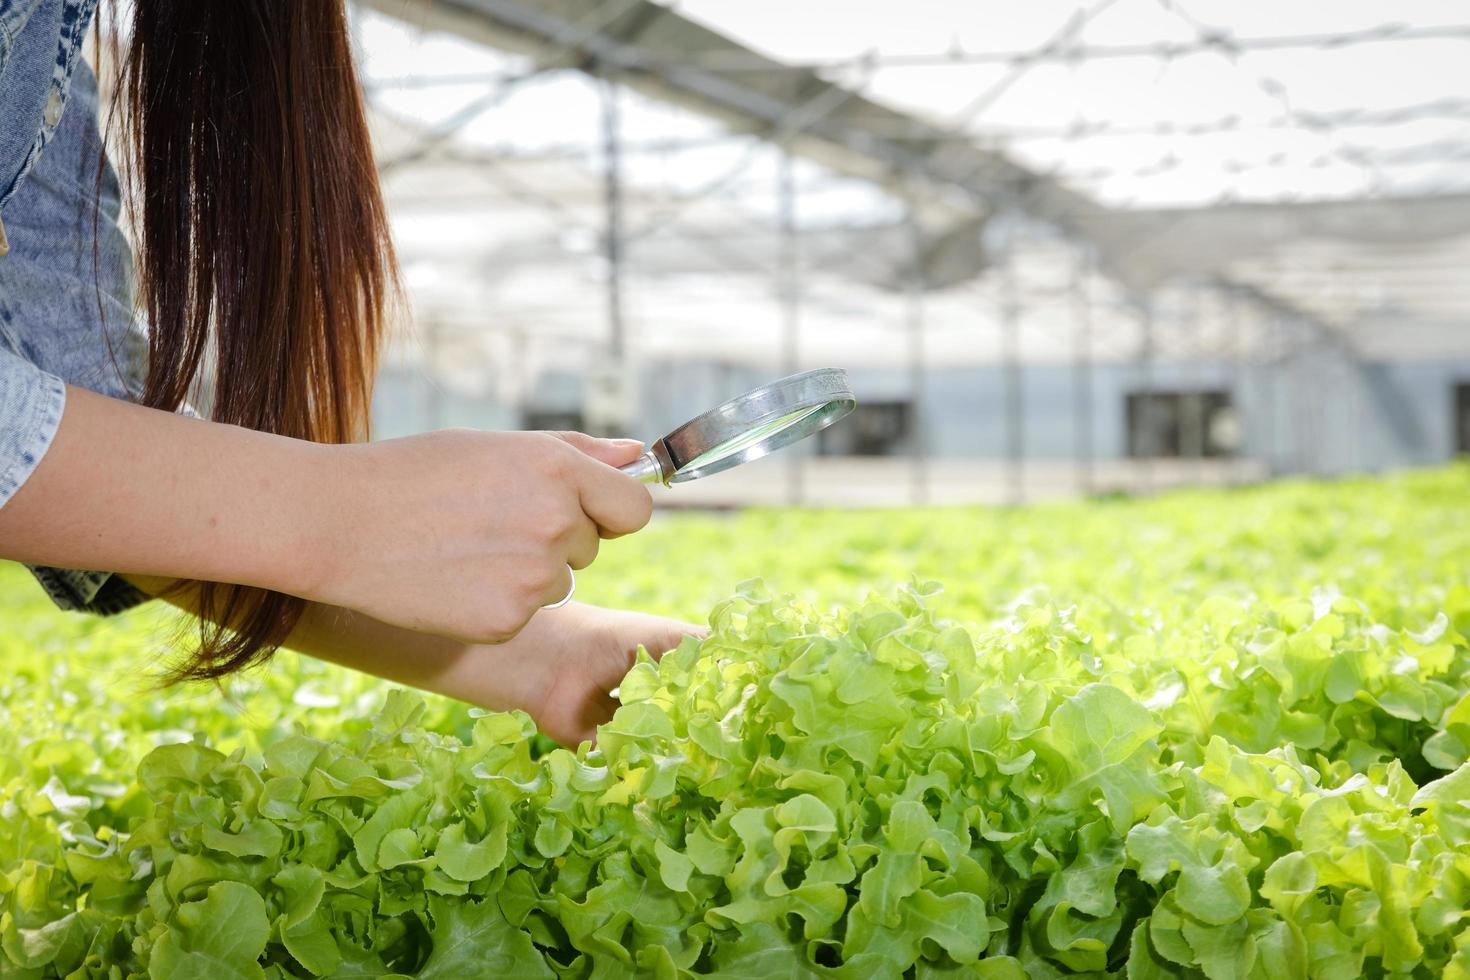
left=354, top=0, right=1470, bottom=505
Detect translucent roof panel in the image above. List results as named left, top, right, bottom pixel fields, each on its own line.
left=351, top=0, right=1470, bottom=374
left=671, top=0, right=1470, bottom=207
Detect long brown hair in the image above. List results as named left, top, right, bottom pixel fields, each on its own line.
left=112, top=1, right=398, bottom=679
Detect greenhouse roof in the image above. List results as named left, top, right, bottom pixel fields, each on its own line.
left=355, top=0, right=1470, bottom=370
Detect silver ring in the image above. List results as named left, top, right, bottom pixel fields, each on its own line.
left=542, top=564, right=576, bottom=610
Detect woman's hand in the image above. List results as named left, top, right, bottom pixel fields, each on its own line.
left=303, top=429, right=654, bottom=645
left=284, top=597, right=705, bottom=747
left=514, top=603, right=706, bottom=746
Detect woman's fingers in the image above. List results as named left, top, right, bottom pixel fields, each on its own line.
left=642, top=619, right=709, bottom=662
left=564, top=450, right=654, bottom=538
left=552, top=431, right=645, bottom=468
left=549, top=431, right=654, bottom=537
left=564, top=517, right=600, bottom=570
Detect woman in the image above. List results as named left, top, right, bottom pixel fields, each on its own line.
left=0, top=0, right=699, bottom=746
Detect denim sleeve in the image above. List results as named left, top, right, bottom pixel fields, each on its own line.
left=1, top=48, right=150, bottom=616
left=0, top=344, right=65, bottom=507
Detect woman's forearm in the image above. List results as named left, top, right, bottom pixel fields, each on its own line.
left=128, top=569, right=699, bottom=746
left=125, top=571, right=550, bottom=715
left=0, top=384, right=334, bottom=596
left=289, top=597, right=552, bottom=714
left=19, top=387, right=555, bottom=713
left=1, top=385, right=652, bottom=647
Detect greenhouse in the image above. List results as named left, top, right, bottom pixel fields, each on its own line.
left=1, top=0, right=1469, bottom=977
left=359, top=0, right=1470, bottom=505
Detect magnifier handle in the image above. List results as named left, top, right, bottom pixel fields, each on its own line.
left=619, top=449, right=670, bottom=486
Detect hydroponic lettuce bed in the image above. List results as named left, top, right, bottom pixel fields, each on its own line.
left=4, top=469, right=1470, bottom=979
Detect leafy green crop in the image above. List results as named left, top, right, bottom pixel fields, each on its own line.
left=4, top=467, right=1470, bottom=977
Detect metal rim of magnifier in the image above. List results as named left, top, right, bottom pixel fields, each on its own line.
left=628, top=368, right=856, bottom=485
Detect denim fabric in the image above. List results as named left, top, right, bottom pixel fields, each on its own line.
left=0, top=59, right=147, bottom=404
left=0, top=0, right=149, bottom=614
left=0, top=0, right=97, bottom=213
left=0, top=348, right=64, bottom=503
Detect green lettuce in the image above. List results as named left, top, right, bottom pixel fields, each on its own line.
left=4, top=467, right=1470, bottom=975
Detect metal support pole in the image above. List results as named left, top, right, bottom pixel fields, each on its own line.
left=600, top=74, right=626, bottom=361
left=1224, top=286, right=1246, bottom=484
left=1297, top=323, right=1322, bottom=475
left=1184, top=287, right=1208, bottom=483
left=1347, top=347, right=1362, bottom=474
left=999, top=230, right=1023, bottom=506
left=1266, top=315, right=1283, bottom=476
left=1137, top=299, right=1155, bottom=493
left=777, top=151, right=803, bottom=504
left=1320, top=357, right=1338, bottom=475
left=905, top=190, right=928, bottom=505
left=1284, top=319, right=1308, bottom=475
left=1070, top=248, right=1094, bottom=496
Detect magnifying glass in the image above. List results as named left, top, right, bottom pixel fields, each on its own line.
left=619, top=367, right=856, bottom=486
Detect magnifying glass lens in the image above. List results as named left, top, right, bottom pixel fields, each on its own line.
left=680, top=404, right=826, bottom=472
left=618, top=368, right=856, bottom=486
